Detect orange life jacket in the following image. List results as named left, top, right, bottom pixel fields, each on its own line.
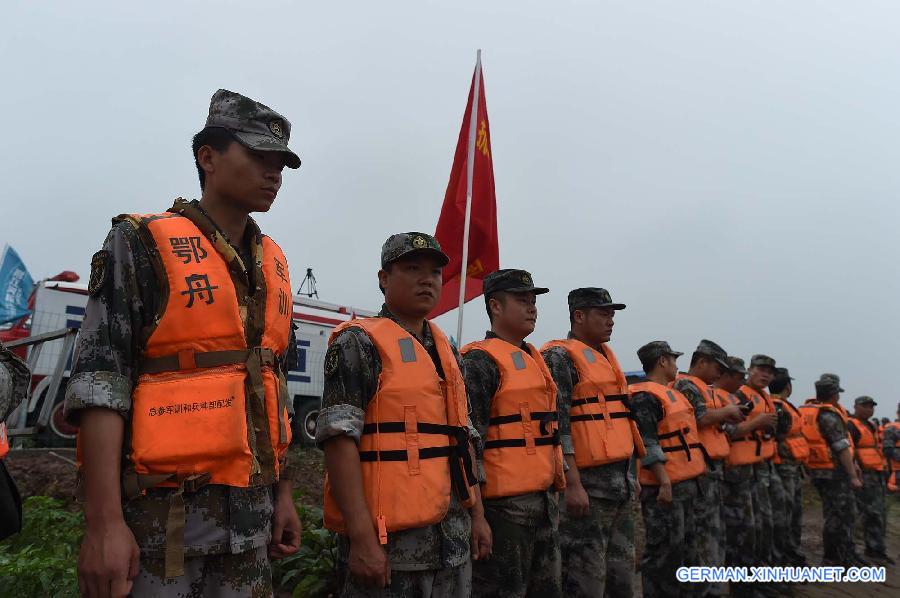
left=323, top=317, right=475, bottom=543
left=672, top=374, right=730, bottom=461
left=540, top=339, right=645, bottom=468
left=461, top=338, right=565, bottom=498
left=887, top=422, right=900, bottom=484
left=125, top=212, right=293, bottom=489
left=0, top=423, right=8, bottom=460
left=848, top=418, right=884, bottom=472
left=799, top=401, right=852, bottom=470
left=772, top=397, right=809, bottom=465
left=630, top=381, right=706, bottom=485
left=726, top=385, right=776, bottom=466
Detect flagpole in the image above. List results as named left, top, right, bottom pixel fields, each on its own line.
left=456, top=49, right=482, bottom=345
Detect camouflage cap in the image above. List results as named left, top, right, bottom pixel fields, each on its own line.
left=380, top=232, right=449, bottom=268
left=637, top=340, right=683, bottom=366
left=725, top=356, right=748, bottom=375
left=815, top=378, right=841, bottom=398
left=483, top=269, right=549, bottom=296
left=693, top=339, right=729, bottom=369
left=205, top=89, right=301, bottom=169
left=750, top=354, right=776, bottom=369
left=774, top=366, right=795, bottom=380
left=567, top=287, right=626, bottom=311
left=854, top=395, right=877, bottom=406
left=818, top=373, right=845, bottom=393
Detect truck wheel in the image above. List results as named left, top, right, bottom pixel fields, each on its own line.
left=293, top=399, right=319, bottom=447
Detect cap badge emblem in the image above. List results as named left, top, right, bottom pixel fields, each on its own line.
left=521, top=273, right=532, bottom=285
left=412, top=236, right=427, bottom=249
left=268, top=120, right=284, bottom=139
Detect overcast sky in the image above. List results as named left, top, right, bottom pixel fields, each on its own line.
left=2, top=1, right=898, bottom=419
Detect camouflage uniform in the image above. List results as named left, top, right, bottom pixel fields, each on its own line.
left=673, top=376, right=733, bottom=597
left=1, top=341, right=31, bottom=540
left=65, top=198, right=301, bottom=596
left=542, top=340, right=635, bottom=598
left=462, top=331, right=562, bottom=598
left=316, top=305, right=475, bottom=598
left=631, top=387, right=699, bottom=598
left=807, top=405, right=858, bottom=564
left=848, top=416, right=887, bottom=558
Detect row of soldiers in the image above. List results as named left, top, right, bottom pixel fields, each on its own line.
left=58, top=88, right=896, bottom=597
left=318, top=249, right=900, bottom=598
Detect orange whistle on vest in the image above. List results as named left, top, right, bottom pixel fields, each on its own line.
left=377, top=515, right=388, bottom=545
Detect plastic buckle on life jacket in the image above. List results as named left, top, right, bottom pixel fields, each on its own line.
left=377, top=515, right=388, bottom=545
left=182, top=472, right=211, bottom=494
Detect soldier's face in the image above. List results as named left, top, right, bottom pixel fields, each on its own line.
left=717, top=371, right=745, bottom=392
left=661, top=354, right=679, bottom=382
left=379, top=255, right=443, bottom=317
left=696, top=357, right=723, bottom=384
left=491, top=292, right=537, bottom=337
left=748, top=365, right=774, bottom=389
left=203, top=142, right=286, bottom=212
left=855, top=404, right=874, bottom=419
left=578, top=308, right=615, bottom=343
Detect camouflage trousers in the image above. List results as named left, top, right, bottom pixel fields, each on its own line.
left=751, top=461, right=774, bottom=566
left=694, top=474, right=727, bottom=596
left=340, top=561, right=472, bottom=598
left=811, top=477, right=857, bottom=564
left=721, top=472, right=755, bottom=568
left=131, top=546, right=272, bottom=597
left=472, top=501, right=562, bottom=597
left=773, top=461, right=805, bottom=564
left=640, top=487, right=697, bottom=598
left=854, top=469, right=887, bottom=557
left=559, top=496, right=635, bottom=597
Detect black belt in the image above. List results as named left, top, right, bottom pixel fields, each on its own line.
left=571, top=394, right=628, bottom=407
left=359, top=422, right=477, bottom=502
left=488, top=411, right=557, bottom=436
left=658, top=427, right=701, bottom=460
left=570, top=412, right=632, bottom=423
left=483, top=435, right=559, bottom=450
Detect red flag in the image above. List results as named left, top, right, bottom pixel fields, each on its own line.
left=430, top=58, right=499, bottom=319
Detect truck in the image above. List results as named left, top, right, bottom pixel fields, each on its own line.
left=0, top=279, right=375, bottom=447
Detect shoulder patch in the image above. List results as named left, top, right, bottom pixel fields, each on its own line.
left=88, top=250, right=110, bottom=297
left=324, top=344, right=340, bottom=378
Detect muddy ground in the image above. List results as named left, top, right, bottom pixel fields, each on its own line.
left=6, top=449, right=898, bottom=595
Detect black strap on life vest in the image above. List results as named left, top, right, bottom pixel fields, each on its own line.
left=570, top=412, right=632, bottom=423
left=358, top=422, right=477, bottom=503
left=658, top=426, right=701, bottom=461
left=571, top=394, right=628, bottom=407
left=488, top=411, right=558, bottom=436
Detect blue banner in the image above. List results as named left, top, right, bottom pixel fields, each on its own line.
left=0, top=245, right=34, bottom=325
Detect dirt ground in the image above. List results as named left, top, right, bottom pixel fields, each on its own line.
left=7, top=449, right=898, bottom=595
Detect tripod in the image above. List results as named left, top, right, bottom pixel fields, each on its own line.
left=297, top=267, right=318, bottom=299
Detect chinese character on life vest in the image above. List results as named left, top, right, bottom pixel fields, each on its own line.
left=169, top=236, right=208, bottom=264
left=274, top=257, right=288, bottom=283
left=181, top=274, right=219, bottom=307
left=278, top=288, right=289, bottom=316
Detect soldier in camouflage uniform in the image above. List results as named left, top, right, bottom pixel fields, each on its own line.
left=671, top=340, right=745, bottom=597
left=0, top=341, right=31, bottom=540
left=802, top=375, right=864, bottom=566
left=316, top=232, right=490, bottom=598
left=541, top=288, right=637, bottom=598
left=732, top=355, right=778, bottom=573
left=461, top=269, right=563, bottom=597
left=716, top=357, right=764, bottom=598
left=631, top=341, right=705, bottom=598
left=768, top=368, right=807, bottom=566
left=65, top=90, right=303, bottom=597
left=885, top=404, right=900, bottom=494
left=848, top=396, right=894, bottom=564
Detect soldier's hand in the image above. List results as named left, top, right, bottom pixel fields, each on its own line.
left=656, top=482, right=673, bottom=506
left=756, top=413, right=778, bottom=430
left=564, top=482, right=590, bottom=518
left=721, top=404, right=746, bottom=424
left=349, top=535, right=391, bottom=588
left=850, top=475, right=863, bottom=490
left=470, top=512, right=493, bottom=560
left=77, top=518, right=140, bottom=598
left=269, top=484, right=302, bottom=560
